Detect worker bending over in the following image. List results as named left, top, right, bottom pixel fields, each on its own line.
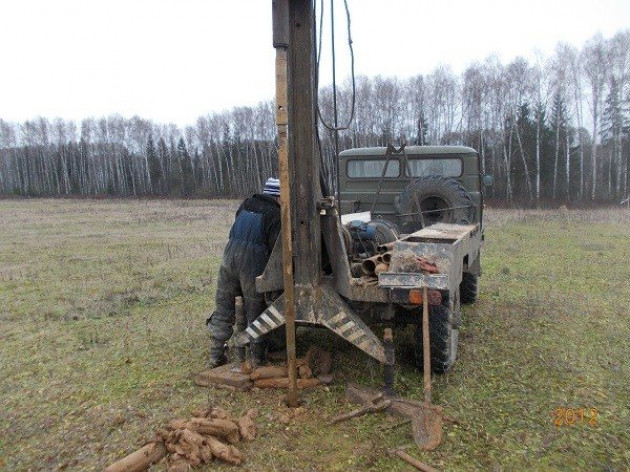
left=206, top=177, right=281, bottom=367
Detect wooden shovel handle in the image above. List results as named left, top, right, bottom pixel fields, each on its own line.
left=423, top=286, right=431, bottom=404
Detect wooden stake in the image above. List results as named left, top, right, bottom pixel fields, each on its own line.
left=275, top=43, right=298, bottom=408
left=422, top=285, right=431, bottom=403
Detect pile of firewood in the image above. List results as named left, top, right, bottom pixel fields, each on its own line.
left=105, top=407, right=257, bottom=472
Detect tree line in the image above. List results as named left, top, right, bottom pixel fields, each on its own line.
left=1, top=30, right=628, bottom=205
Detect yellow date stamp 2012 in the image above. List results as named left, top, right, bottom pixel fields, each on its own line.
left=553, top=407, right=598, bottom=427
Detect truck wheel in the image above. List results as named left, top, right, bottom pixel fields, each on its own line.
left=414, top=304, right=455, bottom=374
left=371, top=219, right=399, bottom=245
left=460, top=273, right=478, bottom=304
left=267, top=326, right=287, bottom=352
left=396, top=175, right=475, bottom=232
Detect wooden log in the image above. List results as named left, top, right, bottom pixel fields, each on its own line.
left=205, top=436, right=244, bottom=465
left=185, top=418, right=240, bottom=444
left=241, top=361, right=254, bottom=375
left=237, top=410, right=258, bottom=441
left=253, top=377, right=320, bottom=389
left=250, top=365, right=288, bottom=380
left=394, top=449, right=439, bottom=472
left=104, top=442, right=167, bottom=472
left=298, top=363, right=313, bottom=379
left=194, top=365, right=253, bottom=390
left=166, top=453, right=189, bottom=472
left=168, top=429, right=205, bottom=466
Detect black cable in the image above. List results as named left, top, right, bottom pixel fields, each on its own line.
left=314, top=0, right=333, bottom=197
left=313, top=0, right=330, bottom=196
left=330, top=0, right=340, bottom=205
left=316, top=0, right=356, bottom=133
left=341, top=0, right=357, bottom=129
left=314, top=0, right=357, bottom=202
left=317, top=0, right=325, bottom=66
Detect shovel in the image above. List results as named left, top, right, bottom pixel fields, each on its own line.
left=412, top=285, right=443, bottom=450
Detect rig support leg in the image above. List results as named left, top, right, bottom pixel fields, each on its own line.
left=383, top=327, right=396, bottom=396
left=235, top=296, right=247, bottom=364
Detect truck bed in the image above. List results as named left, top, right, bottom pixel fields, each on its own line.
left=379, top=223, right=481, bottom=292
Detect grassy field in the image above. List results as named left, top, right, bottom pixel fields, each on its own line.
left=0, top=199, right=628, bottom=472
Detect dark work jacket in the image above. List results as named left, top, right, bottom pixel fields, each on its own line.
left=223, top=193, right=281, bottom=277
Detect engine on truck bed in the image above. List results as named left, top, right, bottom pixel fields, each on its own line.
left=343, top=219, right=399, bottom=260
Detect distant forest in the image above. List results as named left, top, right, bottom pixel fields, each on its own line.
left=1, top=31, right=629, bottom=205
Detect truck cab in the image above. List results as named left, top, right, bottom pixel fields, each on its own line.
left=338, top=145, right=486, bottom=233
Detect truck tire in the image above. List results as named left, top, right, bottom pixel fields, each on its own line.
left=396, top=175, right=475, bottom=232
left=371, top=219, right=399, bottom=246
left=460, top=273, right=478, bottom=304
left=267, top=326, right=287, bottom=352
left=414, top=304, right=456, bottom=374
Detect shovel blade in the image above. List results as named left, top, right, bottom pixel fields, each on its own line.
left=412, top=404, right=443, bottom=450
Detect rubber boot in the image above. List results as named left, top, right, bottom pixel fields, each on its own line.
left=209, top=338, right=228, bottom=368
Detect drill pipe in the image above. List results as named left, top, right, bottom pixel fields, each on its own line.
left=361, top=255, right=390, bottom=276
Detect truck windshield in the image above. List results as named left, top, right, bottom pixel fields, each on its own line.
left=347, top=159, right=400, bottom=178
left=407, top=158, right=462, bottom=177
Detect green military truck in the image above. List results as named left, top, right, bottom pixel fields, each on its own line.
left=240, top=144, right=492, bottom=375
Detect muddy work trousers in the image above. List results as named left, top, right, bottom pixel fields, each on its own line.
left=207, top=255, right=267, bottom=361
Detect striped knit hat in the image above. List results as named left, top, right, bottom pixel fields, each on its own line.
left=263, top=177, right=281, bottom=196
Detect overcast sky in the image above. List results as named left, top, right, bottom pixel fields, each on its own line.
left=1, top=0, right=628, bottom=126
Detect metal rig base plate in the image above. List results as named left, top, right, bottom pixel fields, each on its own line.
left=235, top=285, right=387, bottom=364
